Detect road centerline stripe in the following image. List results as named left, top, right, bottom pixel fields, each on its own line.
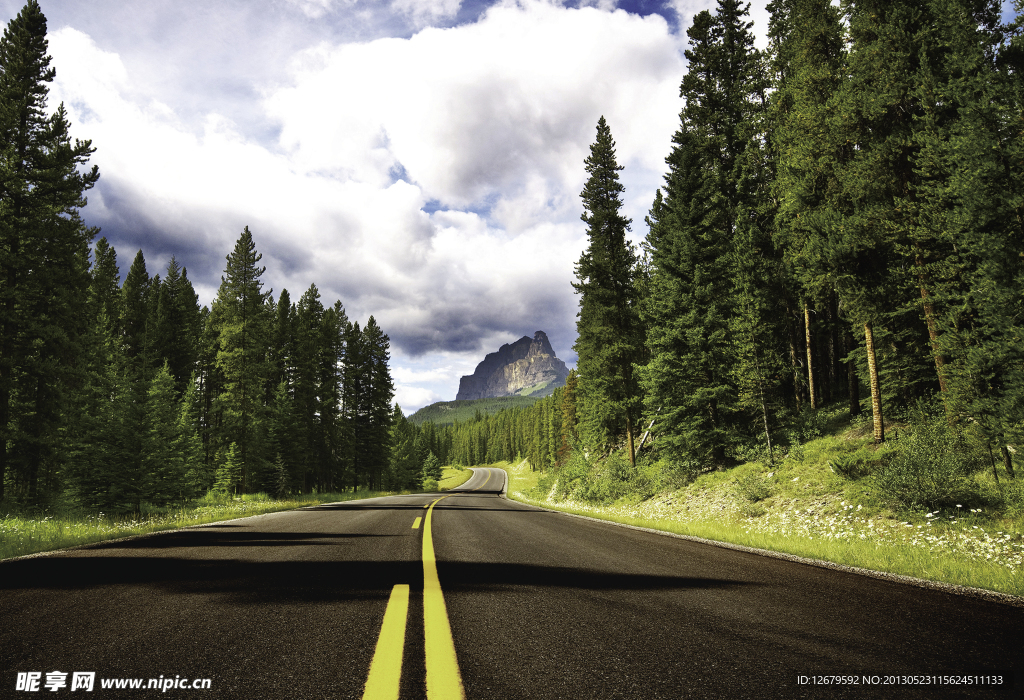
left=362, top=584, right=410, bottom=700
left=423, top=496, right=465, bottom=700
left=412, top=517, right=422, bottom=529
left=470, top=469, right=491, bottom=492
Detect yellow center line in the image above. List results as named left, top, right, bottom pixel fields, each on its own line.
left=470, top=469, right=492, bottom=492
left=361, top=584, right=410, bottom=700
left=423, top=496, right=466, bottom=700
left=412, top=517, right=422, bottom=529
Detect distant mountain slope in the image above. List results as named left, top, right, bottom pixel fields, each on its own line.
left=456, top=330, right=570, bottom=401
left=408, top=396, right=539, bottom=427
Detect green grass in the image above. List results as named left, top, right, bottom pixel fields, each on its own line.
left=517, top=380, right=553, bottom=397
left=0, top=489, right=408, bottom=561
left=498, top=424, right=1024, bottom=599
left=439, top=466, right=474, bottom=490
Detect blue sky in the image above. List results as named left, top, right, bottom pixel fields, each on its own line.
left=4, top=0, right=1016, bottom=413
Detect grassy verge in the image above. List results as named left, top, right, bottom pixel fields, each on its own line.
left=499, top=439, right=1024, bottom=599
left=439, top=466, right=474, bottom=491
left=0, top=489, right=407, bottom=561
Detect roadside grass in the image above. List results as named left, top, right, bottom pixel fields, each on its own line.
left=0, top=488, right=408, bottom=561
left=498, top=432, right=1024, bottom=599
left=439, top=466, right=474, bottom=491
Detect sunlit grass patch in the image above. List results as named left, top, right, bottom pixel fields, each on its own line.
left=439, top=466, right=474, bottom=490
left=0, top=488, right=406, bottom=561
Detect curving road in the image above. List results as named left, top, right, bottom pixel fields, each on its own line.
left=1, top=466, right=1021, bottom=699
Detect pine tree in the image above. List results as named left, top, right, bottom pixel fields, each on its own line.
left=212, top=227, right=272, bottom=492
left=318, top=301, right=349, bottom=490
left=0, top=0, right=99, bottom=501
left=143, top=362, right=186, bottom=506
left=936, top=0, right=1021, bottom=475
left=767, top=0, right=849, bottom=415
left=214, top=442, right=243, bottom=495
left=422, top=451, right=442, bottom=486
left=154, top=257, right=201, bottom=395
left=572, top=116, right=643, bottom=466
left=641, top=0, right=769, bottom=465
left=356, top=316, right=394, bottom=489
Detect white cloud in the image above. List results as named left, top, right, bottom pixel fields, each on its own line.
left=287, top=0, right=339, bottom=19
left=391, top=0, right=462, bottom=24
left=266, top=0, right=684, bottom=215
left=44, top=0, right=686, bottom=407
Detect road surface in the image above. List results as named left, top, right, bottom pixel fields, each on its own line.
left=2, top=467, right=1020, bottom=698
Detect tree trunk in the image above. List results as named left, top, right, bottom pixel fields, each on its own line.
left=787, top=302, right=803, bottom=409
left=864, top=322, right=884, bottom=443
left=827, top=292, right=839, bottom=405
left=1001, top=444, right=1016, bottom=480
left=804, top=301, right=817, bottom=410
left=916, top=253, right=948, bottom=394
left=846, top=328, right=861, bottom=417
left=625, top=412, right=636, bottom=468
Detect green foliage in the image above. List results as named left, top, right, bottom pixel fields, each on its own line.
left=873, top=420, right=981, bottom=510
left=213, top=443, right=244, bottom=495
left=734, top=472, right=772, bottom=503
left=640, top=0, right=775, bottom=467
left=827, top=452, right=876, bottom=480
left=408, top=396, right=540, bottom=427
left=421, top=452, right=442, bottom=486
left=573, top=116, right=643, bottom=462
left=0, top=0, right=99, bottom=503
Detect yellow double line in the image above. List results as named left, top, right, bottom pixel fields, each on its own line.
left=362, top=496, right=465, bottom=700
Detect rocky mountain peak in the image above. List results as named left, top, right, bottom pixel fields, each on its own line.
left=456, top=331, right=570, bottom=401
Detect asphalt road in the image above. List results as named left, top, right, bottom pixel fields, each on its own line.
left=2, top=467, right=1021, bottom=699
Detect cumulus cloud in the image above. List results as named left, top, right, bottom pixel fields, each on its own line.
left=42, top=0, right=695, bottom=411
left=265, top=0, right=683, bottom=217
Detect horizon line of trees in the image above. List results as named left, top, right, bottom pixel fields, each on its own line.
left=1, top=2, right=396, bottom=510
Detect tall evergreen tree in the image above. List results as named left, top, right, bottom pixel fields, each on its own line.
left=212, top=226, right=272, bottom=492
left=572, top=116, right=643, bottom=466
left=767, top=0, right=849, bottom=415
left=355, top=316, right=394, bottom=489
left=641, top=0, right=770, bottom=465
left=0, top=0, right=99, bottom=501
left=154, top=256, right=201, bottom=395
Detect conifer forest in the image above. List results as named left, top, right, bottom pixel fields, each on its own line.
left=0, top=2, right=396, bottom=509
left=434, top=0, right=1024, bottom=509
left=4, top=0, right=1024, bottom=514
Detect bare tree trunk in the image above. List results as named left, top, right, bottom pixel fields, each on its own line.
left=625, top=412, right=636, bottom=468
left=916, top=252, right=948, bottom=394
left=805, top=301, right=817, bottom=410
left=827, top=292, right=839, bottom=404
left=787, top=302, right=803, bottom=410
left=1001, top=444, right=1016, bottom=480
left=846, top=328, right=861, bottom=417
left=864, top=322, right=884, bottom=443
left=988, top=443, right=1001, bottom=485
left=636, top=413, right=658, bottom=452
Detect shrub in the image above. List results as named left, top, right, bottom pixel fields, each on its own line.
left=735, top=472, right=772, bottom=502
left=827, top=449, right=879, bottom=480
left=554, top=450, right=591, bottom=500
left=422, top=478, right=439, bottom=492
left=873, top=419, right=980, bottom=510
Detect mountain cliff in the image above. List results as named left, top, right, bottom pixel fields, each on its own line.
left=456, top=331, right=570, bottom=400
